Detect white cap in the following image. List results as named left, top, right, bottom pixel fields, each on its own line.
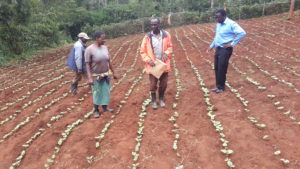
left=78, top=32, right=90, bottom=39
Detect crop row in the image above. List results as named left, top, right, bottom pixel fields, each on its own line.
left=189, top=25, right=299, bottom=124
left=192, top=25, right=300, bottom=94
left=95, top=72, right=144, bottom=148
left=182, top=26, right=295, bottom=166
left=0, top=73, right=68, bottom=113
left=43, top=94, right=92, bottom=169
left=8, top=65, right=67, bottom=95
left=244, top=54, right=300, bottom=93
left=131, top=98, right=151, bottom=169
left=0, top=55, right=66, bottom=87
left=176, top=28, right=235, bottom=168
left=118, top=39, right=139, bottom=68
left=0, top=91, right=69, bottom=145
left=111, top=44, right=141, bottom=90
left=45, top=42, right=143, bottom=168
left=111, top=38, right=136, bottom=61
left=202, top=25, right=300, bottom=64
left=169, top=57, right=184, bottom=169
left=88, top=43, right=143, bottom=167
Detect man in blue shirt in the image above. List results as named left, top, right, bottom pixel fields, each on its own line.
left=207, top=9, right=246, bottom=93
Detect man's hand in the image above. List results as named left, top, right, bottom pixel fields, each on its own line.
left=148, top=60, right=156, bottom=67
left=161, top=54, right=168, bottom=61
left=224, top=43, right=232, bottom=48
left=206, top=47, right=213, bottom=53
left=88, top=77, right=93, bottom=86
left=112, top=73, right=118, bottom=79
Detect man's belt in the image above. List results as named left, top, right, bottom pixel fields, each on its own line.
left=217, top=46, right=233, bottom=49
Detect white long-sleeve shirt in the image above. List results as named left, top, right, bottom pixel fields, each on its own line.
left=74, top=39, right=85, bottom=70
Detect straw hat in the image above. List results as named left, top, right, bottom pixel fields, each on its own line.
left=77, top=32, right=90, bottom=39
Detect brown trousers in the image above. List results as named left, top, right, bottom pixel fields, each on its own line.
left=149, top=72, right=168, bottom=92
left=71, top=72, right=86, bottom=89
left=72, top=72, right=83, bottom=86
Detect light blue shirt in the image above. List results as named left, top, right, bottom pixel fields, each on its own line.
left=210, top=18, right=246, bottom=48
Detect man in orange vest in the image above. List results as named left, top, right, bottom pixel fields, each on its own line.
left=140, top=18, right=173, bottom=109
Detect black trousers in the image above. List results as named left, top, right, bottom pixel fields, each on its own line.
left=214, top=47, right=233, bottom=90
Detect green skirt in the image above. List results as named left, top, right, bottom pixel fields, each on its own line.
left=91, top=79, right=110, bottom=105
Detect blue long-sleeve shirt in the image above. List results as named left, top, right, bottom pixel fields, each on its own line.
left=210, top=18, right=246, bottom=48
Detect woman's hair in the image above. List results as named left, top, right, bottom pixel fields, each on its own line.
left=93, top=31, right=105, bottom=39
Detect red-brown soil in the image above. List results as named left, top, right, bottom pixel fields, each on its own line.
left=0, top=11, right=300, bottom=169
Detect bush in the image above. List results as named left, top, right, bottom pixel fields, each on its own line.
left=240, top=4, right=263, bottom=19
left=264, top=3, right=289, bottom=15
left=0, top=25, right=24, bottom=55
left=91, top=19, right=147, bottom=39
left=167, top=12, right=200, bottom=26
left=225, top=2, right=292, bottom=20
left=199, top=9, right=215, bottom=23
left=85, top=12, right=202, bottom=39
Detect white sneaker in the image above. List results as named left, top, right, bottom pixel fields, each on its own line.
left=93, top=111, right=100, bottom=118
left=152, top=102, right=158, bottom=110
left=159, top=100, right=166, bottom=107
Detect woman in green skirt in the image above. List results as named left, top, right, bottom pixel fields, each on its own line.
left=85, top=31, right=117, bottom=118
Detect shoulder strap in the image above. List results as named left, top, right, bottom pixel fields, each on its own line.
left=147, top=32, right=154, bottom=52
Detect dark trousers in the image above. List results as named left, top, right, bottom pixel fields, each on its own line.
left=149, top=72, right=168, bottom=93
left=71, top=72, right=85, bottom=90
left=214, top=47, right=233, bottom=90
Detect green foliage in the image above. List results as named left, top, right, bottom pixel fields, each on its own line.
left=15, top=0, right=32, bottom=24
left=226, top=2, right=291, bottom=20
left=59, top=7, right=92, bottom=40
left=199, top=9, right=215, bottom=23
left=0, top=3, right=15, bottom=25
left=264, top=2, right=290, bottom=15
left=0, top=24, right=23, bottom=55
left=100, top=5, right=139, bottom=24
left=0, top=0, right=61, bottom=64
left=0, top=0, right=299, bottom=65
left=87, top=19, right=146, bottom=39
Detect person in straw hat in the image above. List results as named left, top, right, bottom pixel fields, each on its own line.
left=67, top=32, right=90, bottom=95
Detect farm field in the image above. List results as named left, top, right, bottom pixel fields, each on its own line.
left=0, top=11, right=300, bottom=169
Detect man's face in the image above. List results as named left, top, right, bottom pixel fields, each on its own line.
left=150, top=19, right=160, bottom=32
left=215, top=13, right=226, bottom=23
left=82, top=38, right=88, bottom=44
left=96, top=34, right=106, bottom=45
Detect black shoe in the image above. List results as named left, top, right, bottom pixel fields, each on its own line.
left=211, top=88, right=219, bottom=92
left=71, top=88, right=77, bottom=95
left=103, top=108, right=114, bottom=112
left=151, top=92, right=158, bottom=110
left=215, top=89, right=225, bottom=93
left=70, top=84, right=78, bottom=95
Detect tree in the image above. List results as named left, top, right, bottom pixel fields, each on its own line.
left=288, top=0, right=295, bottom=19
